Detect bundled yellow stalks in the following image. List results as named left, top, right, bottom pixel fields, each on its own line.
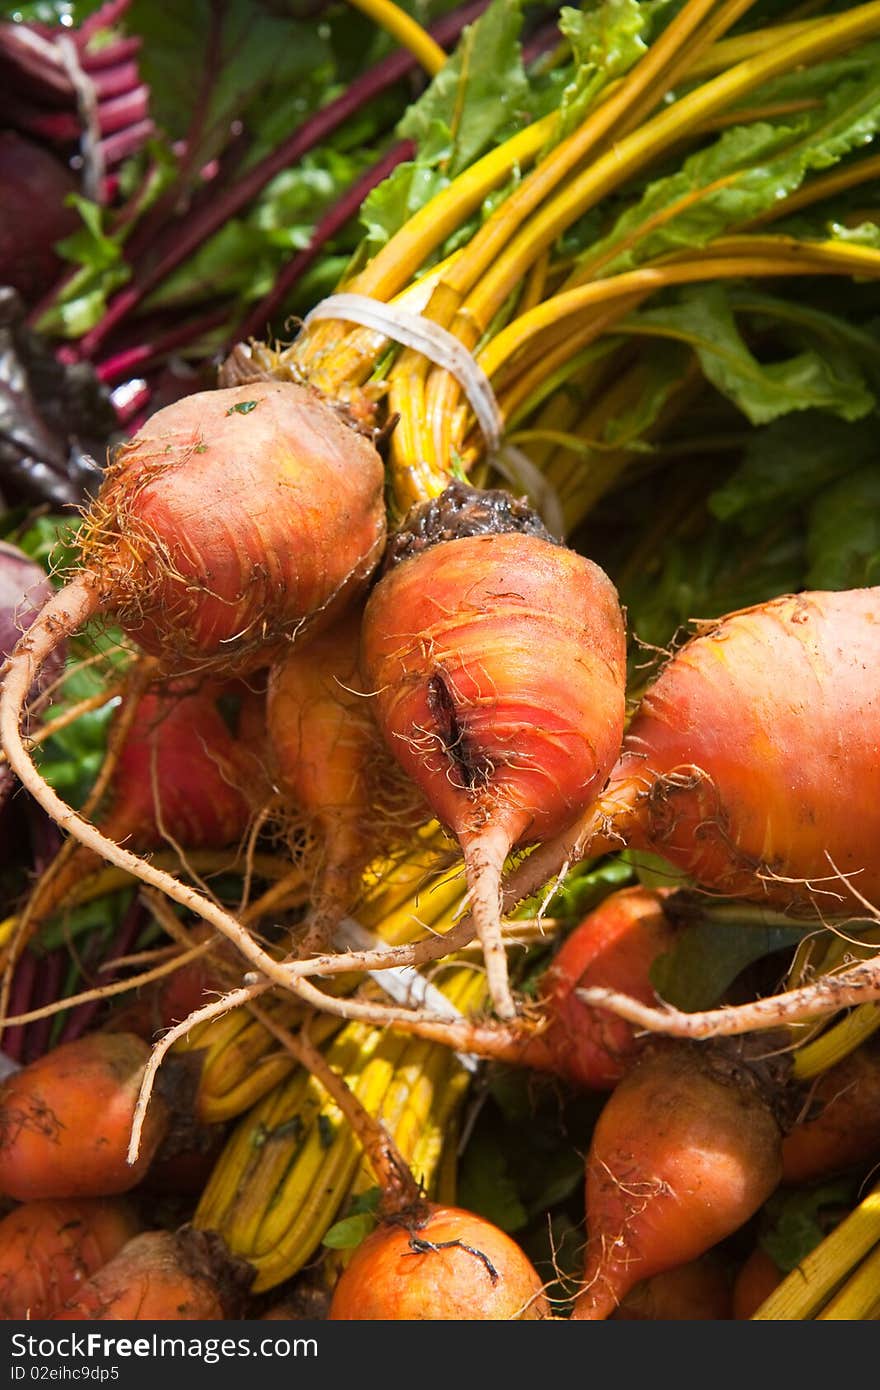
left=193, top=966, right=484, bottom=1291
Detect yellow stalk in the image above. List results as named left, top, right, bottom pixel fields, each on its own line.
left=752, top=1182, right=880, bottom=1319
left=747, top=151, right=880, bottom=228
left=818, top=1243, right=880, bottom=1320
left=194, top=963, right=483, bottom=1291
left=178, top=843, right=464, bottom=1122
left=412, top=0, right=755, bottom=468
left=301, top=112, right=556, bottom=353
left=478, top=243, right=880, bottom=388
left=406, top=5, right=880, bottom=480
left=685, top=19, right=820, bottom=80
left=345, top=0, right=446, bottom=75
left=463, top=3, right=880, bottom=348
left=793, top=1004, right=880, bottom=1081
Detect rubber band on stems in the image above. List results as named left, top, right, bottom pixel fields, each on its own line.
left=302, top=293, right=564, bottom=534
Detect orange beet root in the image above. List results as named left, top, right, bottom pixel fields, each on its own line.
left=0, top=1033, right=170, bottom=1200
left=361, top=485, right=626, bottom=1017
left=782, top=1038, right=880, bottom=1185
left=532, top=886, right=677, bottom=1089
left=51, top=1228, right=253, bottom=1320
left=572, top=1039, right=785, bottom=1319
left=329, top=1204, right=549, bottom=1320
left=612, top=1254, right=732, bottom=1320
left=521, top=589, right=880, bottom=918
left=77, top=381, right=387, bottom=671
left=731, top=1246, right=785, bottom=1320
left=266, top=606, right=419, bottom=952
left=0, top=1197, right=141, bottom=1319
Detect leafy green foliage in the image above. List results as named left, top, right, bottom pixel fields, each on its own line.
left=577, top=52, right=880, bottom=276
left=127, top=0, right=334, bottom=162
left=457, top=1072, right=603, bottom=1311
left=629, top=286, right=875, bottom=427
left=6, top=514, right=127, bottom=810
left=807, top=465, right=880, bottom=587
left=360, top=0, right=534, bottom=253
left=649, top=919, right=806, bottom=1011
left=322, top=1187, right=382, bottom=1249
left=553, top=0, right=648, bottom=139
left=399, top=0, right=530, bottom=175
left=457, top=1129, right=529, bottom=1232
left=759, top=1178, right=858, bottom=1273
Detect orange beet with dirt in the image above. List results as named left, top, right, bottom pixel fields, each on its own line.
left=51, top=1228, right=253, bottom=1320
left=782, top=1039, right=880, bottom=1184
left=329, top=1204, right=549, bottom=1320
left=0, top=1197, right=141, bottom=1319
left=361, top=493, right=626, bottom=1017
left=0, top=1033, right=170, bottom=1200
left=513, top=588, right=880, bottom=919
left=572, top=1040, right=784, bottom=1319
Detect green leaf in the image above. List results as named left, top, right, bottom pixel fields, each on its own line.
left=127, top=0, right=332, bottom=162
left=760, top=1178, right=858, bottom=1274
left=38, top=889, right=136, bottom=954
left=360, top=145, right=452, bottom=255
left=709, top=413, right=878, bottom=534
left=622, top=849, right=691, bottom=890
left=321, top=1213, right=375, bottom=1250
left=11, top=514, right=83, bottom=579
left=457, top=1130, right=529, bottom=1232
left=35, top=622, right=130, bottom=811
left=399, top=0, right=530, bottom=177
left=601, top=340, right=691, bottom=447
left=515, top=854, right=634, bottom=922
left=579, top=59, right=880, bottom=276
left=631, top=285, right=875, bottom=427
left=347, top=1187, right=382, bottom=1217
left=649, top=920, right=806, bottom=1011
left=807, top=465, right=880, bottom=589
left=554, top=0, right=648, bottom=140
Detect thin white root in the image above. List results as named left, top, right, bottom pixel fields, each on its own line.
left=282, top=913, right=477, bottom=979
left=286, top=972, right=468, bottom=1033
left=462, top=827, right=517, bottom=1020
left=126, top=979, right=271, bottom=1165
left=577, top=957, right=880, bottom=1038
left=0, top=577, right=304, bottom=999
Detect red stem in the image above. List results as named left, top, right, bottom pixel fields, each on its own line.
left=23, top=948, right=65, bottom=1062
left=95, top=85, right=151, bottom=137
left=2, top=951, right=37, bottom=1060
left=73, top=0, right=489, bottom=360
left=233, top=138, right=415, bottom=344
left=90, top=61, right=141, bottom=100
left=96, top=305, right=231, bottom=383
left=99, top=118, right=155, bottom=168
left=59, top=899, right=147, bottom=1045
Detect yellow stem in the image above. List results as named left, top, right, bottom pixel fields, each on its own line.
left=406, top=2, right=880, bottom=472
left=747, top=151, right=880, bottom=228
left=751, top=1183, right=880, bottom=1319
left=793, top=1004, right=880, bottom=1080
left=817, top=1243, right=880, bottom=1320
left=345, top=0, right=446, bottom=74
left=464, top=2, right=880, bottom=346
left=684, top=18, right=819, bottom=80
left=478, top=242, right=880, bottom=385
